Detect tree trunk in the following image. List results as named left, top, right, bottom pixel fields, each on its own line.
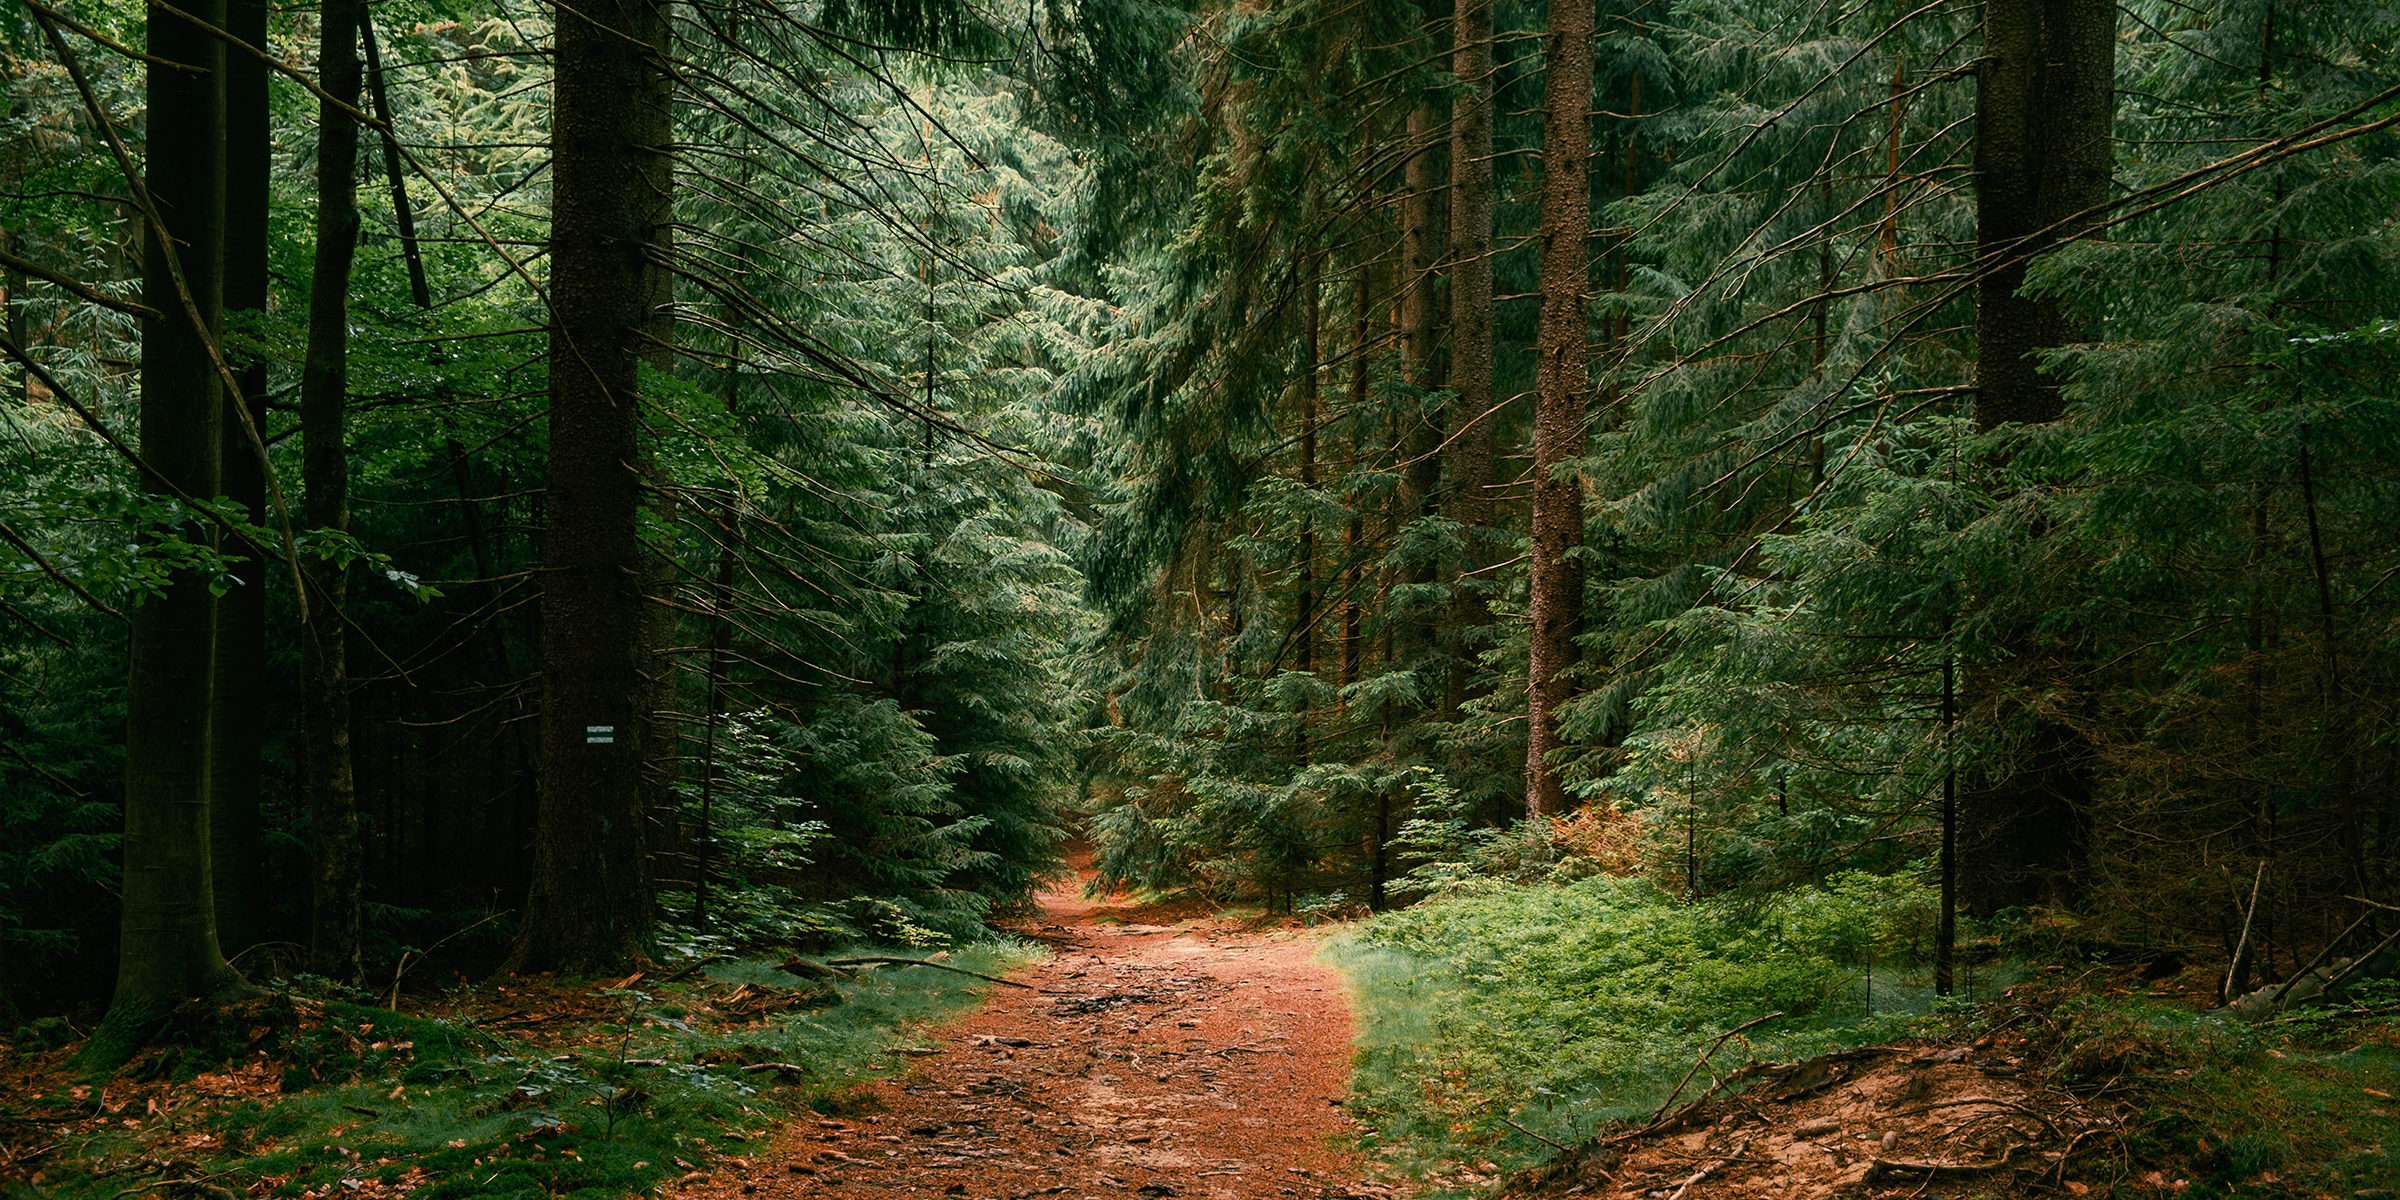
left=209, top=0, right=271, bottom=964
left=1526, top=0, right=1594, bottom=818
left=301, top=0, right=363, bottom=983
left=1972, top=0, right=2115, bottom=430
left=84, top=0, right=244, bottom=1069
left=1401, top=101, right=1445, bottom=682
left=1295, top=251, right=1319, bottom=763
left=509, top=0, right=673, bottom=973
left=1960, top=0, right=2115, bottom=912
left=1, top=143, right=24, bottom=405
left=1446, top=0, right=1496, bottom=713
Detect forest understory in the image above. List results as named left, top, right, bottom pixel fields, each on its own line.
left=7, top=863, right=2400, bottom=1200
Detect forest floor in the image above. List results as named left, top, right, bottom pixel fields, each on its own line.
left=680, top=860, right=1386, bottom=1200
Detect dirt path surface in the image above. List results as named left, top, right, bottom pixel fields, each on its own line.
left=691, top=870, right=1382, bottom=1200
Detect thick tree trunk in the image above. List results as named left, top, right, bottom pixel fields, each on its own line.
left=1446, top=0, right=1496, bottom=712
left=1972, top=0, right=2115, bottom=430
left=510, top=0, right=673, bottom=973
left=84, top=0, right=243, bottom=1069
left=210, top=0, right=271, bottom=963
left=302, top=0, right=363, bottom=983
left=1961, top=0, right=2115, bottom=912
left=1526, top=0, right=1594, bottom=818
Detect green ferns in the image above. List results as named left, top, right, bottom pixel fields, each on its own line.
left=1329, top=873, right=1983, bottom=1185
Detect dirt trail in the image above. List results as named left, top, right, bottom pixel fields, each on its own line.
left=691, top=868, right=1382, bottom=1200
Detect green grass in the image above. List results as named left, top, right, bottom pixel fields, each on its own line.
left=1321, top=875, right=2003, bottom=1190
left=2029, top=994, right=2400, bottom=1198
left=28, top=941, right=1041, bottom=1200
left=1323, top=876, right=2400, bottom=1197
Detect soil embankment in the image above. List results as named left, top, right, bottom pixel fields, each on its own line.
left=690, top=870, right=1383, bottom=1200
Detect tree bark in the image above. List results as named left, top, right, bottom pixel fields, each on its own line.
left=1295, top=251, right=1319, bottom=763
left=84, top=0, right=244, bottom=1069
left=1972, top=0, right=2115, bottom=430
left=1446, top=0, right=1496, bottom=712
left=1959, top=0, right=2115, bottom=912
left=301, top=0, right=363, bottom=983
left=509, top=0, right=674, bottom=973
left=1526, top=0, right=1593, bottom=818
left=1400, top=98, right=1445, bottom=684
left=209, top=0, right=271, bottom=964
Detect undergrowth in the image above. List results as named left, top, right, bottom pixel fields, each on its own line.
left=15, top=942, right=1039, bottom=1200
left=2018, top=989, right=2400, bottom=1198
left=1323, top=874, right=2013, bottom=1190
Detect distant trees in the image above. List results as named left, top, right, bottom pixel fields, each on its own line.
left=1070, top=0, right=2400, bottom=965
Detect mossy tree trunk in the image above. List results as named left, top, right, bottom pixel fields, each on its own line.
left=1446, top=0, right=1496, bottom=714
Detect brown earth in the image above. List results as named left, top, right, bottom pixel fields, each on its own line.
left=1497, top=1035, right=2132, bottom=1200
left=683, top=866, right=1387, bottom=1200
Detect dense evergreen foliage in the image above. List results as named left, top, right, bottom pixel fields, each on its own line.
left=1, top=0, right=2397, bottom=1070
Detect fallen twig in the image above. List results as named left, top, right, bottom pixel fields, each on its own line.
left=1649, top=1012, right=1785, bottom=1123
left=1496, top=1115, right=1569, bottom=1152
left=1862, top=1142, right=2032, bottom=1184
left=824, top=956, right=1034, bottom=988
left=660, top=953, right=728, bottom=982
left=1885, top=1094, right=2063, bottom=1138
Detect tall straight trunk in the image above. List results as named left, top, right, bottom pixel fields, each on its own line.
left=1960, top=0, right=2115, bottom=912
left=1400, top=103, right=1444, bottom=684
left=1525, top=0, right=1594, bottom=818
left=1972, top=0, right=2114, bottom=430
left=302, top=0, right=363, bottom=983
left=1294, top=252, right=1320, bottom=763
left=1, top=147, right=24, bottom=405
left=85, top=0, right=242, bottom=1068
left=1339, top=256, right=1370, bottom=719
left=209, top=0, right=271, bottom=963
left=1446, top=0, right=1496, bottom=712
left=511, top=0, right=674, bottom=972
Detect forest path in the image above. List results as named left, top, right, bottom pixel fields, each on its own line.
left=692, top=863, right=1383, bottom=1200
